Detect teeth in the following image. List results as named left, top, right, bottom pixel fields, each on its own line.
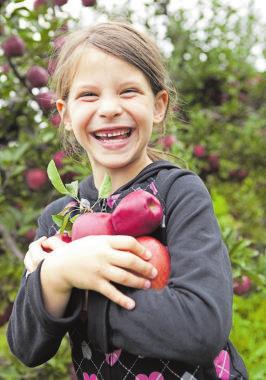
left=95, top=128, right=131, bottom=138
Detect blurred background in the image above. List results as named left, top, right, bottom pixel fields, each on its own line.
left=0, top=0, right=265, bottom=379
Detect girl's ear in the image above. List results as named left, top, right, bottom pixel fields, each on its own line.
left=153, top=90, right=169, bottom=124
left=56, top=99, right=72, bottom=130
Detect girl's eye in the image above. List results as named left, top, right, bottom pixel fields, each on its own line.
left=80, top=92, right=97, bottom=97
left=122, top=88, right=138, bottom=96
left=78, top=92, right=98, bottom=101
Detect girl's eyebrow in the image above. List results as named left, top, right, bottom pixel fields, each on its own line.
left=74, top=79, right=143, bottom=92
left=74, top=84, right=98, bottom=92
left=119, top=80, right=143, bottom=87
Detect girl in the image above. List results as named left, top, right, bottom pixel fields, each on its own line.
left=7, top=21, right=248, bottom=379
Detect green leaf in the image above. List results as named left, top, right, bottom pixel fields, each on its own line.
left=47, top=160, right=71, bottom=196
left=99, top=173, right=112, bottom=199
left=65, top=181, right=79, bottom=199
left=60, top=213, right=72, bottom=234
left=52, top=210, right=74, bottom=234
left=70, top=214, right=80, bottom=224
left=13, top=143, right=30, bottom=162
left=52, top=214, right=65, bottom=229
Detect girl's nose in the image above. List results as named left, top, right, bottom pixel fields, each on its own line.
left=98, top=97, right=123, bottom=119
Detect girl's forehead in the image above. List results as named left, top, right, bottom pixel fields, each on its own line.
left=76, top=47, right=136, bottom=73
left=70, top=47, right=150, bottom=90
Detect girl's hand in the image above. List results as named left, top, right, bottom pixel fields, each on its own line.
left=24, top=235, right=67, bottom=273
left=44, top=235, right=158, bottom=310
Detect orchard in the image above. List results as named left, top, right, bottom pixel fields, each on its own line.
left=0, top=0, right=265, bottom=379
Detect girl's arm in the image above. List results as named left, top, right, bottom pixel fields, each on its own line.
left=7, top=261, right=83, bottom=367
left=39, top=234, right=157, bottom=317
left=86, top=173, right=233, bottom=366
left=6, top=199, right=84, bottom=367
left=7, top=198, right=157, bottom=367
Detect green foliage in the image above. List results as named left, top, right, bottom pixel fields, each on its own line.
left=231, top=293, right=266, bottom=380
left=0, top=324, right=72, bottom=379
left=47, top=160, right=79, bottom=199
left=0, top=0, right=265, bottom=378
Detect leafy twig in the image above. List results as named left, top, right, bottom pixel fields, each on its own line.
left=47, top=160, right=112, bottom=232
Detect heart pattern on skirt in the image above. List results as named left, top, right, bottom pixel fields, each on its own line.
left=135, top=372, right=164, bottom=380
left=105, top=348, right=122, bottom=366
left=83, top=373, right=98, bottom=380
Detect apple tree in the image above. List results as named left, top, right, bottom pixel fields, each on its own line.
left=0, top=0, right=265, bottom=378
left=159, top=2, right=266, bottom=377
left=0, top=0, right=96, bottom=378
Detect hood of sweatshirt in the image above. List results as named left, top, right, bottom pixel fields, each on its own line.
left=78, top=160, right=179, bottom=203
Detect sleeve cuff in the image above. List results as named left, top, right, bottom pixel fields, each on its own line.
left=26, top=260, right=83, bottom=336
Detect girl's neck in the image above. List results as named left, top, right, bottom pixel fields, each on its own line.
left=92, top=157, right=153, bottom=194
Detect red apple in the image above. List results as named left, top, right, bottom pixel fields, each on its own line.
left=82, top=0, right=96, bottom=6
left=193, top=144, right=206, bottom=158
left=53, top=0, right=68, bottom=5
left=33, top=0, right=48, bottom=9
left=50, top=112, right=61, bottom=127
left=229, top=169, right=248, bottom=181
left=60, top=231, right=72, bottom=243
left=137, top=236, right=170, bottom=289
left=36, top=91, right=55, bottom=111
left=26, top=65, right=49, bottom=88
left=2, top=36, right=25, bottom=57
left=25, top=168, right=48, bottom=190
left=53, top=150, right=65, bottom=168
left=233, top=275, right=252, bottom=295
left=111, top=190, right=163, bottom=237
left=237, top=169, right=248, bottom=180
left=158, top=134, right=177, bottom=150
left=207, top=154, right=220, bottom=172
left=42, top=231, right=72, bottom=253
left=24, top=228, right=36, bottom=242
left=62, top=171, right=76, bottom=183
left=72, top=212, right=114, bottom=240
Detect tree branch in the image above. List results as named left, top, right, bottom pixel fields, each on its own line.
left=6, top=57, right=33, bottom=97
left=0, top=223, right=24, bottom=261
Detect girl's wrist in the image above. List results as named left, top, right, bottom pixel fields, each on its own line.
left=41, top=249, right=72, bottom=294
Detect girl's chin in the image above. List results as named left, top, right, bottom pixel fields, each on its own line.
left=96, top=157, right=132, bottom=170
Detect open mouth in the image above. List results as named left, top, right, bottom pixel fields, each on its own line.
left=93, top=128, right=132, bottom=141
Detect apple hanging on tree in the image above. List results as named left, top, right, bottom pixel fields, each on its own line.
left=2, top=35, right=25, bottom=57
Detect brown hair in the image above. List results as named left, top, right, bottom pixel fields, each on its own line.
left=50, top=21, right=177, bottom=161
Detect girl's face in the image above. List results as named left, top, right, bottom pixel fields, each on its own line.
left=57, top=47, right=168, bottom=181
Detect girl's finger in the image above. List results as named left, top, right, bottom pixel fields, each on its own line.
left=42, top=235, right=67, bottom=251
left=28, top=236, right=47, bottom=250
left=25, top=236, right=49, bottom=272
left=24, top=250, right=43, bottom=273
left=109, top=249, right=157, bottom=280
left=103, top=265, right=151, bottom=290
left=97, top=280, right=136, bottom=310
left=107, top=235, right=152, bottom=260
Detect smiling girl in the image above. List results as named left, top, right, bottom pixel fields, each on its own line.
left=7, top=21, right=248, bottom=380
